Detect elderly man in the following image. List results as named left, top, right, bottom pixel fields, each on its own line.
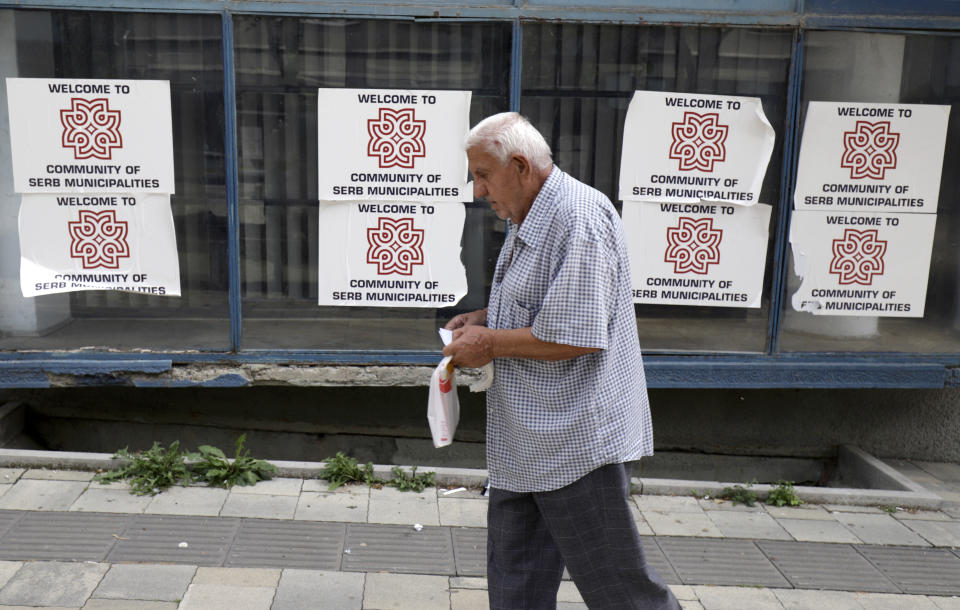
left=443, top=112, right=679, bottom=609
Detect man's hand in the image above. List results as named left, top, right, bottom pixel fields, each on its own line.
left=442, top=325, right=496, bottom=368
left=444, top=308, right=487, bottom=331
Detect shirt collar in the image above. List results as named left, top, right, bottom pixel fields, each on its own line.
left=513, top=165, right=563, bottom=250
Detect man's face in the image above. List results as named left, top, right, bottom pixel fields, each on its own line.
left=467, top=148, right=532, bottom=225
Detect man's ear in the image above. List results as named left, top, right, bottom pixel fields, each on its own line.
left=509, top=154, right=530, bottom=176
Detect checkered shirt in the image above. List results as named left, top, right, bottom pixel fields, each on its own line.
left=485, top=167, right=654, bottom=493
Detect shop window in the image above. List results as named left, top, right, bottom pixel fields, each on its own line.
left=779, top=30, right=960, bottom=353
left=520, top=24, right=794, bottom=352
left=234, top=16, right=511, bottom=350
left=0, top=9, right=228, bottom=350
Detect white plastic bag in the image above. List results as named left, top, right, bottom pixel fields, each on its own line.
left=427, top=355, right=460, bottom=448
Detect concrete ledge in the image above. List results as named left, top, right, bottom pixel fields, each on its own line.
left=0, top=446, right=941, bottom=508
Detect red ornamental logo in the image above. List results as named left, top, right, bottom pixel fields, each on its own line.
left=669, top=111, right=729, bottom=172
left=366, top=217, right=425, bottom=275
left=664, top=217, right=723, bottom=274
left=68, top=209, right=130, bottom=269
left=367, top=107, right=427, bottom=169
left=829, top=228, right=887, bottom=285
left=841, top=120, right=900, bottom=180
left=60, top=97, right=123, bottom=160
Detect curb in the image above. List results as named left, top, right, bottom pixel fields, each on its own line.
left=0, top=447, right=944, bottom=509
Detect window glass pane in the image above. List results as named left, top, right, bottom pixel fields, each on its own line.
left=234, top=16, right=511, bottom=350
left=0, top=9, right=228, bottom=350
left=779, top=30, right=960, bottom=353
left=521, top=24, right=794, bottom=352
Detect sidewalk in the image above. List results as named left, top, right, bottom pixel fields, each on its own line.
left=0, top=462, right=957, bottom=609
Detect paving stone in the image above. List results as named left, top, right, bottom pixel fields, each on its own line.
left=679, top=601, right=705, bottom=610
left=110, top=514, right=239, bottom=566
left=144, top=486, right=228, bottom=516
left=0, top=511, right=127, bottom=561
left=692, top=585, right=784, bottom=609
left=87, top=479, right=131, bottom=491
left=706, top=511, right=792, bottom=540
left=636, top=495, right=704, bottom=513
left=0, top=561, right=108, bottom=607
left=0, top=480, right=88, bottom=511
left=757, top=541, right=898, bottom=593
left=227, top=478, right=302, bottom=496
left=23, top=469, right=95, bottom=482
left=942, top=506, right=960, bottom=520
left=0, top=606, right=78, bottom=610
left=0, top=485, right=9, bottom=500
left=362, top=573, right=450, bottom=610
left=344, top=523, right=455, bottom=575
left=272, top=569, right=364, bottom=610
left=772, top=588, right=862, bottom=609
left=449, top=576, right=487, bottom=590
left=823, top=504, right=885, bottom=514
left=698, top=499, right=763, bottom=512
left=368, top=487, right=440, bottom=526
left=83, top=601, right=179, bottom=609
left=835, top=512, right=931, bottom=546
left=439, top=497, right=487, bottom=527
left=903, top=520, right=960, bottom=547
left=450, top=588, right=488, bottom=610
left=859, top=545, right=960, bottom=595
left=220, top=493, right=297, bottom=519
left=776, top=518, right=862, bottom=543
left=643, top=537, right=682, bottom=586
left=669, top=585, right=698, bottom=601
left=558, top=580, right=583, bottom=602
left=914, top=462, right=960, bottom=483
left=0, top=469, right=24, bottom=484
left=295, top=491, right=368, bottom=522
left=930, top=596, right=960, bottom=609
left=225, top=519, right=344, bottom=570
left=92, top=564, right=196, bottom=602
left=644, top=511, right=723, bottom=537
left=894, top=509, right=954, bottom=521
left=452, top=527, right=486, bottom=577
left=0, top=562, right=21, bottom=588
left=657, top=538, right=789, bottom=588
left=70, top=488, right=152, bottom=513
left=852, top=592, right=939, bottom=609
left=764, top=504, right=835, bottom=520
left=178, top=583, right=275, bottom=610
left=192, top=567, right=280, bottom=587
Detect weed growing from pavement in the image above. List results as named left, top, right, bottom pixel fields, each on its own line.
left=96, top=436, right=277, bottom=495
left=720, top=483, right=758, bottom=506
left=193, top=434, right=277, bottom=488
left=318, top=452, right=436, bottom=492
left=95, top=441, right=194, bottom=495
left=766, top=480, right=803, bottom=507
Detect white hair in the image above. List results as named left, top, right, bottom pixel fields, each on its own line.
left=464, top=112, right=553, bottom=171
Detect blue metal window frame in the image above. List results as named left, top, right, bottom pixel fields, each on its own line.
left=2, top=0, right=960, bottom=389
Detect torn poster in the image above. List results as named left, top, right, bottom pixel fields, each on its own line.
left=789, top=210, right=936, bottom=317
left=19, top=193, right=181, bottom=297
left=317, top=88, right=472, bottom=203
left=317, top=201, right=467, bottom=308
left=619, top=91, right=775, bottom=205
left=794, top=102, right=949, bottom=214
left=622, top=200, right=772, bottom=308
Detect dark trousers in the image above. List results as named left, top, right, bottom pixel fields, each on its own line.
left=487, top=463, right=681, bottom=610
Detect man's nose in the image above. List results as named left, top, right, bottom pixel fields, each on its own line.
left=474, top=182, right=487, bottom=199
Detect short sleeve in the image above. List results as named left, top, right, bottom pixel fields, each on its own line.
left=531, top=234, right=616, bottom=349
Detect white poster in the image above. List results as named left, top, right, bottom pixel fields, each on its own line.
left=5, top=78, right=175, bottom=194
left=790, top=210, right=935, bottom=317
left=619, top=91, right=775, bottom=204
left=623, top=200, right=772, bottom=308
left=794, top=102, right=949, bottom=213
left=317, top=201, right=467, bottom=308
left=19, top=194, right=181, bottom=297
left=317, top=89, right=471, bottom=202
